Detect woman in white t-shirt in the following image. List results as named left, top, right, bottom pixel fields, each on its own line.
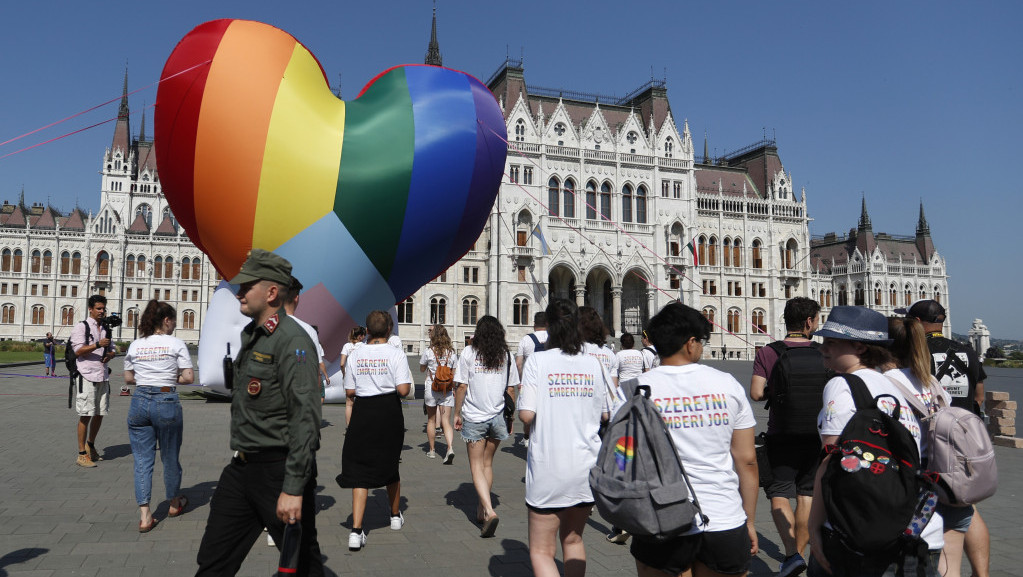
left=629, top=303, right=759, bottom=577
left=615, top=332, right=645, bottom=383
left=123, top=300, right=194, bottom=533
left=519, top=299, right=611, bottom=577
left=453, top=315, right=519, bottom=538
left=808, top=306, right=943, bottom=577
left=421, top=324, right=457, bottom=463
left=338, top=311, right=413, bottom=551
left=340, top=326, right=366, bottom=426
left=579, top=306, right=620, bottom=389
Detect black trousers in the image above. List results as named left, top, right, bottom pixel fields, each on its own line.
left=196, top=457, right=324, bottom=576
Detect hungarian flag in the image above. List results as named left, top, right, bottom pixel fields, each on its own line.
left=685, top=235, right=699, bottom=266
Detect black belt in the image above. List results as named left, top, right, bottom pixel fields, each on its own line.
left=234, top=448, right=288, bottom=463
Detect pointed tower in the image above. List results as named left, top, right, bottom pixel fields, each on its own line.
left=703, top=132, right=709, bottom=164
left=915, top=200, right=935, bottom=261
left=111, top=68, right=131, bottom=155
left=137, top=108, right=146, bottom=143
left=424, top=2, right=442, bottom=66
left=855, top=195, right=876, bottom=255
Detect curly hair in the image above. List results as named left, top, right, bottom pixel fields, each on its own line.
left=138, top=300, right=176, bottom=339
left=471, top=315, right=508, bottom=370
left=429, top=324, right=454, bottom=360
left=546, top=299, right=582, bottom=355
left=578, top=306, right=608, bottom=345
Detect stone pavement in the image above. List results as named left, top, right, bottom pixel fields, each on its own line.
left=1, top=360, right=1021, bottom=577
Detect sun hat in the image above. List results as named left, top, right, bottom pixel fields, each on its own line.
left=894, top=299, right=946, bottom=323
left=814, top=306, right=892, bottom=345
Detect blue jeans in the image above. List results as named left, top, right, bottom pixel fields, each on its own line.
left=127, top=388, right=183, bottom=506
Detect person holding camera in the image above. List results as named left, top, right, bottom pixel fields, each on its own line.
left=71, top=295, right=117, bottom=468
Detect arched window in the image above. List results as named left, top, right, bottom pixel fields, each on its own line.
left=12, top=249, right=22, bottom=272
left=838, top=285, right=848, bottom=306
left=599, top=182, right=612, bottom=221
left=164, top=256, right=174, bottom=278
left=181, top=257, right=191, bottom=280
left=854, top=283, right=865, bottom=306
left=31, top=305, right=44, bottom=325
left=933, top=287, right=941, bottom=305
left=61, top=306, right=75, bottom=326
left=136, top=203, right=152, bottom=228
left=702, top=307, right=715, bottom=331
left=163, top=207, right=177, bottom=230
left=96, top=251, right=110, bottom=276
left=462, top=298, right=479, bottom=326
left=622, top=184, right=633, bottom=223
left=42, top=250, right=52, bottom=273
left=563, top=179, right=576, bottom=218
left=514, top=119, right=526, bottom=142
left=874, top=283, right=883, bottom=306
left=398, top=297, right=414, bottom=324
left=919, top=284, right=926, bottom=300
left=585, top=181, right=597, bottom=220
left=905, top=284, right=912, bottom=306
left=752, top=310, right=766, bottom=335
left=698, top=236, right=707, bottom=266
left=890, top=284, right=898, bottom=306
left=126, top=308, right=139, bottom=329
left=664, top=137, right=674, bottom=158
left=732, top=238, right=742, bottom=268
left=126, top=255, right=136, bottom=277
left=1, top=304, right=15, bottom=324
left=752, top=240, right=763, bottom=269
left=182, top=310, right=195, bottom=330
left=513, top=297, right=530, bottom=326
left=708, top=237, right=718, bottom=266
left=784, top=239, right=798, bottom=269
left=191, top=258, right=200, bottom=279
left=723, top=239, right=732, bottom=267
left=71, top=252, right=81, bottom=275
left=727, top=309, right=741, bottom=333
left=136, top=255, right=146, bottom=277
left=430, top=297, right=446, bottom=325
left=547, top=177, right=560, bottom=216
left=636, top=185, right=647, bottom=224
left=826, top=291, right=832, bottom=308
left=30, top=250, right=41, bottom=273
left=153, top=256, right=163, bottom=279
left=1, top=249, right=10, bottom=272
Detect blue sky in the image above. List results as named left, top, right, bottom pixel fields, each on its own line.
left=1, top=1, right=1020, bottom=338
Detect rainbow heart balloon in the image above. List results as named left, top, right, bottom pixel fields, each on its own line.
left=154, top=19, right=507, bottom=358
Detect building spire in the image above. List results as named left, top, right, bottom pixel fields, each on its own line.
left=916, top=199, right=930, bottom=235
left=858, top=194, right=872, bottom=230
left=138, top=107, right=146, bottom=142
left=703, top=131, right=709, bottom=164
left=425, top=1, right=443, bottom=66
left=119, top=66, right=129, bottom=119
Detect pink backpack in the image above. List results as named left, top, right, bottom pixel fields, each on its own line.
left=888, top=375, right=998, bottom=506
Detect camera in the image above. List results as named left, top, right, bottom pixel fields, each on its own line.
left=100, top=312, right=123, bottom=331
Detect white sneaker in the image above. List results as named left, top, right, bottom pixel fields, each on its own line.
left=520, top=438, right=530, bottom=448
left=267, top=532, right=275, bottom=546
left=443, top=451, right=455, bottom=465
left=426, top=450, right=438, bottom=459
left=390, top=512, right=404, bottom=530
left=348, top=530, right=366, bottom=551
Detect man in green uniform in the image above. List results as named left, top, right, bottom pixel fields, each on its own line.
left=196, top=249, right=324, bottom=576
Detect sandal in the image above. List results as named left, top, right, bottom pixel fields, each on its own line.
left=168, top=495, right=189, bottom=518
left=139, top=518, right=158, bottom=533
left=480, top=515, right=499, bottom=538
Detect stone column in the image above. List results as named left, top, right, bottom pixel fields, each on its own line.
left=647, top=288, right=657, bottom=322
left=575, top=286, right=586, bottom=307
left=611, top=287, right=622, bottom=335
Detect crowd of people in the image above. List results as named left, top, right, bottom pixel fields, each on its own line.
left=66, top=247, right=994, bottom=577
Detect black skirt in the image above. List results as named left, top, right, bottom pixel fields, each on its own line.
left=338, top=392, right=404, bottom=488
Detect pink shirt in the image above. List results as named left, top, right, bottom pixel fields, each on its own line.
left=71, top=317, right=114, bottom=382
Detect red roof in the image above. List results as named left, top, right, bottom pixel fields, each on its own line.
left=126, top=213, right=150, bottom=233
left=694, top=166, right=760, bottom=198
left=154, top=214, right=177, bottom=236
left=60, top=209, right=86, bottom=231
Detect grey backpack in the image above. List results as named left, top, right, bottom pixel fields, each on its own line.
left=887, top=375, right=998, bottom=506
left=589, top=382, right=707, bottom=540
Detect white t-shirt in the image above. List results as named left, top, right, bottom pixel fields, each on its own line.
left=519, top=348, right=612, bottom=508
left=124, top=334, right=192, bottom=388
left=340, top=341, right=363, bottom=358
left=453, top=346, right=519, bottom=423
left=637, top=364, right=756, bottom=533
left=343, top=343, right=412, bottom=397
left=883, top=368, right=951, bottom=457
left=420, top=346, right=456, bottom=388
left=616, top=349, right=644, bottom=381
left=584, top=342, right=619, bottom=378
left=817, top=369, right=943, bottom=550
left=641, top=345, right=660, bottom=370
left=291, top=316, right=325, bottom=363
left=388, top=335, right=403, bottom=349
left=516, top=330, right=548, bottom=360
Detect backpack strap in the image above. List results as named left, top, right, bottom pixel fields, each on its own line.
left=883, top=374, right=931, bottom=419
left=528, top=333, right=540, bottom=348
left=838, top=373, right=875, bottom=411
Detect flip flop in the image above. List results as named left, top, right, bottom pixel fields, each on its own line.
left=139, top=518, right=158, bottom=533
left=168, top=496, right=189, bottom=518
left=480, top=515, right=499, bottom=538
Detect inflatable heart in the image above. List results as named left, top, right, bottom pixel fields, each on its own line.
left=154, top=19, right=507, bottom=359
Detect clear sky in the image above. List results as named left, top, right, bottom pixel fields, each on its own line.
left=1, top=1, right=1020, bottom=338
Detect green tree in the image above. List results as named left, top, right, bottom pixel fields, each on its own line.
left=986, top=346, right=1004, bottom=359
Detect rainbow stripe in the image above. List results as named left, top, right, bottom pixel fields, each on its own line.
left=154, top=20, right=507, bottom=357
left=615, top=436, right=635, bottom=471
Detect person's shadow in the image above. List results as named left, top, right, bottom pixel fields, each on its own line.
left=487, top=538, right=532, bottom=577
left=751, top=532, right=782, bottom=576
left=0, top=548, right=47, bottom=576
left=98, top=442, right=132, bottom=460
left=338, top=490, right=408, bottom=532
left=444, top=482, right=501, bottom=525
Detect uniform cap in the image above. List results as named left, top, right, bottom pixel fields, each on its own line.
left=894, top=299, right=946, bottom=323
left=227, top=249, right=293, bottom=286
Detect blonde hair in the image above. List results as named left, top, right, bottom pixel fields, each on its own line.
left=888, top=317, right=933, bottom=387
left=429, top=324, right=454, bottom=360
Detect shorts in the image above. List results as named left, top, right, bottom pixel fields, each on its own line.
left=764, top=434, right=820, bottom=499
left=76, top=380, right=110, bottom=416
left=526, top=501, right=594, bottom=514
left=937, top=502, right=974, bottom=533
left=424, top=386, right=454, bottom=408
left=460, top=413, right=509, bottom=442
left=631, top=524, right=752, bottom=576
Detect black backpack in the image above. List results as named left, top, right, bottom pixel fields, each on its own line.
left=821, top=374, right=933, bottom=573
left=64, top=320, right=90, bottom=379
left=528, top=333, right=546, bottom=353
left=765, top=341, right=830, bottom=435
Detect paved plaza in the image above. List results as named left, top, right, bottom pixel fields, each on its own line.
left=1, top=359, right=1021, bottom=576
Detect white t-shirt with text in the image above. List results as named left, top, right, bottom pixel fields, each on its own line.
left=421, top=346, right=456, bottom=389
left=616, top=348, right=644, bottom=381
left=453, top=346, right=519, bottom=423
left=637, top=363, right=756, bottom=533
left=519, top=348, right=612, bottom=508
left=124, top=334, right=193, bottom=388
left=343, top=343, right=412, bottom=397
left=641, top=346, right=660, bottom=371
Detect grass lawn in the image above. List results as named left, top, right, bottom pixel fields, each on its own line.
left=0, top=351, right=47, bottom=363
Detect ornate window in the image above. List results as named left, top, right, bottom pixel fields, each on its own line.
left=126, top=308, right=139, bottom=328
left=698, top=236, right=707, bottom=266
left=430, top=297, right=446, bottom=325
left=397, top=297, right=414, bottom=324
left=784, top=239, right=798, bottom=269
left=547, top=177, right=560, bottom=216
left=513, top=297, right=530, bottom=326
left=585, top=181, right=597, bottom=220
left=905, top=284, right=912, bottom=306
left=727, top=309, right=741, bottom=333
left=154, top=256, right=163, bottom=279
left=890, top=284, right=898, bottom=306
left=191, top=258, right=200, bottom=279
left=752, top=240, right=763, bottom=269
left=12, top=249, right=22, bottom=273
left=854, top=283, right=865, bottom=306
left=723, top=239, right=732, bottom=267
left=839, top=285, right=848, bottom=306
left=59, top=251, right=70, bottom=274
left=752, top=310, right=766, bottom=335
left=874, top=283, right=883, bottom=306
left=708, top=237, right=718, bottom=266
left=732, top=238, right=742, bottom=268
left=164, top=256, right=174, bottom=279
left=96, top=251, right=110, bottom=276
left=664, top=137, right=674, bottom=158
left=702, top=307, right=715, bottom=331
left=933, top=287, right=941, bottom=304
left=622, top=184, right=633, bottom=223
left=71, top=252, right=81, bottom=275
left=462, top=298, right=478, bottom=326
left=182, top=310, right=195, bottom=330
left=126, top=255, right=136, bottom=277
left=136, top=255, right=146, bottom=277
left=514, top=119, right=526, bottom=142
left=1, top=248, right=10, bottom=272
left=1, top=304, right=15, bottom=324
left=61, top=306, right=75, bottom=326
left=181, top=257, right=191, bottom=279
left=31, top=305, right=44, bottom=325
left=599, top=182, right=612, bottom=221
left=636, top=185, right=647, bottom=224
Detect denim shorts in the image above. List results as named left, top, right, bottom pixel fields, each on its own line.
left=937, top=502, right=974, bottom=533
left=460, top=414, right=509, bottom=442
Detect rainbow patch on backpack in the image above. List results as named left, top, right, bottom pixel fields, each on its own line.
left=615, top=436, right=635, bottom=471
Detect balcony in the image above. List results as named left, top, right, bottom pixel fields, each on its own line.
left=622, top=222, right=653, bottom=234
left=509, top=246, right=536, bottom=258
left=583, top=149, right=616, bottom=163
left=511, top=142, right=541, bottom=154
left=658, top=157, right=690, bottom=170
left=546, top=145, right=578, bottom=158
left=665, top=256, right=687, bottom=269
left=620, top=153, right=654, bottom=166
left=586, top=219, right=616, bottom=231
